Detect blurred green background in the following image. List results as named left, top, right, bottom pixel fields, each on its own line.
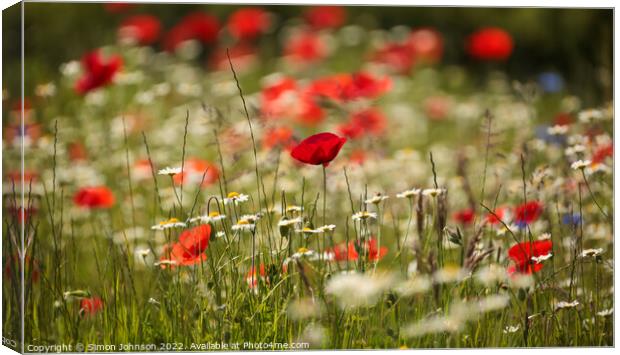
left=2, top=3, right=613, bottom=104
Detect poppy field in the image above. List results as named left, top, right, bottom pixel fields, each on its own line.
left=1, top=3, right=614, bottom=351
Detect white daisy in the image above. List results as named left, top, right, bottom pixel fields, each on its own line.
left=365, top=193, right=389, bottom=205
left=285, top=205, right=304, bottom=214
left=597, top=308, right=613, bottom=317
left=151, top=218, right=186, bottom=230
left=223, top=191, right=249, bottom=205
left=555, top=300, right=580, bottom=311
left=352, top=211, right=377, bottom=221
left=580, top=248, right=603, bottom=258
left=571, top=160, right=591, bottom=170
left=157, top=166, right=182, bottom=176
left=422, top=188, right=444, bottom=198
left=232, top=219, right=255, bottom=232
left=503, top=325, right=520, bottom=334
left=547, top=125, right=569, bottom=135
left=531, top=253, right=552, bottom=264
left=189, top=211, right=227, bottom=224
left=278, top=217, right=303, bottom=227
left=396, top=188, right=421, bottom=199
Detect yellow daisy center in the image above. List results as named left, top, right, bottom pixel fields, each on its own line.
left=227, top=191, right=240, bottom=199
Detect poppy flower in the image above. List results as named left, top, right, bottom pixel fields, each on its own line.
left=485, top=206, right=508, bottom=225
left=5, top=170, right=38, bottom=184
left=103, top=2, right=134, bottom=13
left=304, top=6, right=346, bottom=29
left=507, top=240, right=552, bottom=274
left=172, top=158, right=220, bottom=187
left=424, top=96, right=451, bottom=120
left=209, top=43, right=257, bottom=72
left=159, top=224, right=212, bottom=268
left=118, top=14, right=161, bottom=45
left=68, top=141, right=88, bottom=161
left=73, top=186, right=115, bottom=209
left=514, top=201, right=543, bottom=227
left=453, top=208, right=475, bottom=225
left=260, top=77, right=325, bottom=125
left=553, top=112, right=574, bottom=126
left=328, top=238, right=388, bottom=262
left=341, top=72, right=392, bottom=101
left=372, top=42, right=416, bottom=74
left=80, top=296, right=104, bottom=316
left=245, top=263, right=267, bottom=289
left=290, top=132, right=346, bottom=167
left=592, top=143, right=612, bottom=165
left=338, top=108, right=387, bottom=139
left=262, top=126, right=295, bottom=151
left=284, top=30, right=329, bottom=64
left=7, top=206, right=37, bottom=225
left=408, top=28, right=443, bottom=63
left=74, top=50, right=122, bottom=94
left=466, top=27, right=514, bottom=61
left=227, top=8, right=270, bottom=40
left=163, top=12, right=220, bottom=52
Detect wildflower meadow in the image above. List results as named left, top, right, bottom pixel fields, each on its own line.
left=1, top=2, right=614, bottom=351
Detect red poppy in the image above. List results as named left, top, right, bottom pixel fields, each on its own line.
left=227, top=8, right=270, bottom=40
left=485, top=206, right=508, bottom=225
left=80, top=296, right=104, bottom=316
left=514, top=201, right=543, bottom=226
left=75, top=50, right=123, bottom=94
left=260, top=77, right=325, bottom=125
left=284, top=30, right=328, bottom=64
left=103, top=2, right=134, bottom=13
left=372, top=42, right=416, bottom=74
left=328, top=238, right=388, bottom=262
left=466, top=27, right=514, bottom=61
left=453, top=208, right=475, bottom=225
left=263, top=126, right=295, bottom=151
left=338, top=108, right=387, bottom=139
left=132, top=159, right=153, bottom=181
left=5, top=170, right=38, bottom=184
left=304, top=6, right=346, bottom=29
left=553, top=112, right=574, bottom=126
left=68, top=141, right=88, bottom=161
left=73, top=186, right=115, bottom=209
left=245, top=263, right=267, bottom=289
left=408, top=28, right=443, bottom=63
left=507, top=240, right=552, bottom=274
left=592, top=143, right=612, bottom=165
left=118, top=14, right=161, bottom=45
left=290, top=132, right=346, bottom=167
left=172, top=158, right=220, bottom=187
left=160, top=224, right=212, bottom=268
left=209, top=43, right=257, bottom=72
left=7, top=206, right=37, bottom=225
left=341, top=72, right=392, bottom=101
left=163, top=12, right=220, bottom=52
left=424, top=96, right=451, bottom=120
left=348, top=149, right=367, bottom=166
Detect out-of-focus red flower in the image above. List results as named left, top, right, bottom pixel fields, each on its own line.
left=75, top=50, right=122, bottom=94
left=424, top=96, right=451, bottom=120
left=372, top=43, right=416, bottom=74
left=132, top=159, right=154, bottom=181
left=329, top=238, right=387, bottom=262
left=553, top=112, right=574, bottom=126
left=118, top=14, right=161, bottom=45
left=5, top=170, right=38, bottom=184
left=284, top=30, right=329, bottom=64
left=4, top=254, right=40, bottom=283
left=7, top=206, right=37, bottom=225
left=227, top=8, right=270, bottom=40
left=514, top=201, right=543, bottom=226
left=209, top=43, right=257, bottom=72
left=163, top=12, right=220, bottom=52
left=507, top=240, right=552, bottom=274
left=341, top=72, right=392, bottom=101
left=245, top=263, right=267, bottom=289
left=485, top=206, right=508, bottom=225
left=68, top=141, right=88, bottom=161
left=160, top=225, right=212, bottom=268
left=172, top=158, right=220, bottom=187
left=348, top=149, right=367, bottom=165
left=592, top=143, right=612, bottom=165
left=408, top=28, right=443, bottom=63
left=290, top=132, right=346, bottom=167
left=260, top=77, right=325, bottom=125
left=104, top=2, right=134, bottom=13
left=81, top=297, right=104, bottom=316
left=73, top=186, right=115, bottom=209
left=338, top=108, right=387, bottom=139
left=453, top=208, right=475, bottom=225
left=263, top=126, right=295, bottom=151
left=466, top=27, right=514, bottom=61
left=304, top=6, right=346, bottom=29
